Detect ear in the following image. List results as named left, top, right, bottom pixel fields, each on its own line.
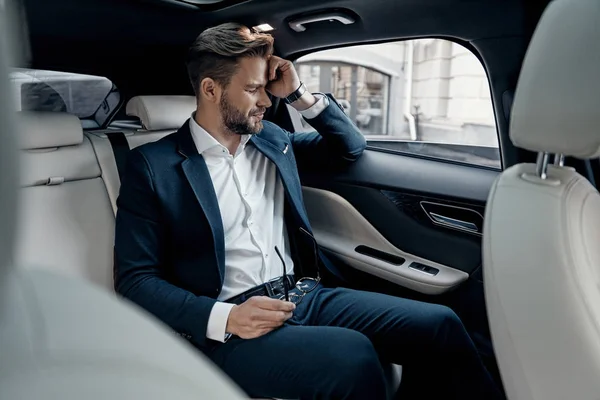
left=199, top=77, right=221, bottom=104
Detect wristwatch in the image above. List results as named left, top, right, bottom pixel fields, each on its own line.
left=284, top=82, right=307, bottom=104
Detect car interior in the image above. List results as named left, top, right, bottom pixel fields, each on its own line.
left=0, top=4, right=247, bottom=400
left=3, top=0, right=600, bottom=398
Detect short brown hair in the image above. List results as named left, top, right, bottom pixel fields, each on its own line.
left=186, top=22, right=274, bottom=96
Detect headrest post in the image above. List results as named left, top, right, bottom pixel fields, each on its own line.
left=536, top=152, right=551, bottom=179
left=554, top=154, right=565, bottom=167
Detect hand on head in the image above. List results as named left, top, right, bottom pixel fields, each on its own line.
left=265, top=55, right=301, bottom=99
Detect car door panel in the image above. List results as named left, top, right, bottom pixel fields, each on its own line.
left=300, top=148, right=499, bottom=292
left=313, top=148, right=498, bottom=201
left=303, top=186, right=469, bottom=295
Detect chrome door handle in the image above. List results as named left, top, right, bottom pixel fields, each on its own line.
left=429, top=212, right=479, bottom=233
left=288, top=12, right=356, bottom=32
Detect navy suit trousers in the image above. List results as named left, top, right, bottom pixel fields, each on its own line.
left=206, top=285, right=504, bottom=400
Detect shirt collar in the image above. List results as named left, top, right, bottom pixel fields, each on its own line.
left=189, top=112, right=251, bottom=155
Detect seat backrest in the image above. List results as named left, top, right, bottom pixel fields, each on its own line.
left=87, top=95, right=196, bottom=213
left=483, top=1, right=600, bottom=399
left=14, top=111, right=115, bottom=289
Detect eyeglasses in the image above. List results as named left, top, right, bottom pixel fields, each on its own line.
left=279, top=276, right=320, bottom=305
left=274, top=228, right=321, bottom=305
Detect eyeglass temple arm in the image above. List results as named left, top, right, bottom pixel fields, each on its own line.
left=274, top=246, right=289, bottom=301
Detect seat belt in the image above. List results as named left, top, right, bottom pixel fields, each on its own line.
left=105, top=132, right=130, bottom=179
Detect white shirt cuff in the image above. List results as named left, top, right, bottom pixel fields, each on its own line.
left=206, top=301, right=235, bottom=343
left=298, top=94, right=329, bottom=120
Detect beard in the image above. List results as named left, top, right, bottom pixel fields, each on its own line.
left=220, top=91, right=265, bottom=136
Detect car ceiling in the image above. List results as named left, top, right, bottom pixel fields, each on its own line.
left=18, top=0, right=549, bottom=98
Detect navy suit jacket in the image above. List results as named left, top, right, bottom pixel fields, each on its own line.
left=114, top=96, right=366, bottom=349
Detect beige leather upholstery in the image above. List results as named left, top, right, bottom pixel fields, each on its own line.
left=303, top=187, right=467, bottom=295
left=483, top=1, right=600, bottom=399
left=0, top=7, right=246, bottom=399
left=485, top=164, right=600, bottom=400
left=126, top=95, right=196, bottom=130
left=86, top=132, right=122, bottom=215
left=510, top=0, right=600, bottom=158
left=15, top=112, right=115, bottom=289
left=127, top=130, right=177, bottom=148
left=1, top=269, right=247, bottom=399
left=18, top=111, right=83, bottom=149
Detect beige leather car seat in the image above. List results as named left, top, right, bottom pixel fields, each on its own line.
left=0, top=4, right=246, bottom=399
left=14, top=111, right=116, bottom=288
left=483, top=0, right=600, bottom=399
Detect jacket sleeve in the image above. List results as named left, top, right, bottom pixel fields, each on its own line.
left=290, top=94, right=367, bottom=171
left=114, top=148, right=217, bottom=348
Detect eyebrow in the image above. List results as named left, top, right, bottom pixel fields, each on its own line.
left=246, top=81, right=267, bottom=89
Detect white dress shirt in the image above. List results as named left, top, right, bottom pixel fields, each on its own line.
left=189, top=95, right=329, bottom=342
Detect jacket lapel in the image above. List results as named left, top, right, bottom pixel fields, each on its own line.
left=250, top=135, right=311, bottom=229
left=176, top=121, right=225, bottom=282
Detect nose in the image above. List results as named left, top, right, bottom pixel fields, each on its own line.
left=258, top=88, right=272, bottom=109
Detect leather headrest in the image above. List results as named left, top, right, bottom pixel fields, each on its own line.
left=17, top=111, right=83, bottom=150
left=510, top=0, right=600, bottom=158
left=126, top=96, right=196, bottom=131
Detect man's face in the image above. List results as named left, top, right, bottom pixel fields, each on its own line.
left=219, top=56, right=272, bottom=135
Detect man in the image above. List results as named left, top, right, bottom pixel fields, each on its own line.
left=114, top=23, right=503, bottom=400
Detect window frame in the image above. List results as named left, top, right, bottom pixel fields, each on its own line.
left=287, top=36, right=502, bottom=171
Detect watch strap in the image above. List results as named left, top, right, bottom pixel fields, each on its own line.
left=284, top=82, right=307, bottom=104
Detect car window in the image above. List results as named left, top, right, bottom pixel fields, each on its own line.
left=292, top=39, right=500, bottom=169
left=9, top=68, right=119, bottom=128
